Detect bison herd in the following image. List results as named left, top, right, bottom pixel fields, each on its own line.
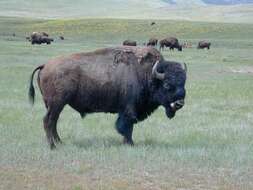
left=23, top=31, right=211, bottom=50
left=122, top=37, right=211, bottom=51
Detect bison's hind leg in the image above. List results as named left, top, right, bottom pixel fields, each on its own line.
left=43, top=103, right=64, bottom=149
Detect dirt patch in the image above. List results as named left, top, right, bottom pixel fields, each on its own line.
left=0, top=166, right=92, bottom=190
left=230, top=66, right=253, bottom=74
left=0, top=166, right=252, bottom=190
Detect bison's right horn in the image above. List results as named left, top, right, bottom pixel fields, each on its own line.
left=152, top=60, right=165, bottom=80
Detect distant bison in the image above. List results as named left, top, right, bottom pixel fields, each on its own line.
left=123, top=40, right=137, bottom=46
left=30, top=32, right=53, bottom=45
left=159, top=37, right=182, bottom=51
left=147, top=38, right=158, bottom=47
left=151, top=22, right=156, bottom=26
left=197, top=41, right=211, bottom=50
left=59, top=36, right=64, bottom=40
left=28, top=46, right=187, bottom=149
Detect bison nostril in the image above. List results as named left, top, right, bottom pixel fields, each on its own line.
left=170, top=100, right=184, bottom=110
left=175, top=103, right=183, bottom=109
left=176, top=99, right=184, bottom=105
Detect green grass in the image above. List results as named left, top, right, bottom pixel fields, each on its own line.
left=0, top=17, right=253, bottom=189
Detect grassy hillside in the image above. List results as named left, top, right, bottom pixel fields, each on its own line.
left=0, top=0, right=253, bottom=23
left=1, top=17, right=253, bottom=42
left=0, top=17, right=253, bottom=189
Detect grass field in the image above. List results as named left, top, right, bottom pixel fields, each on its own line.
left=0, top=17, right=253, bottom=189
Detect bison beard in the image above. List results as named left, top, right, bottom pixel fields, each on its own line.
left=28, top=46, right=187, bottom=149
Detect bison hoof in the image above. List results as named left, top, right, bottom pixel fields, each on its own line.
left=123, top=138, right=134, bottom=146
left=50, top=143, right=56, bottom=150
left=55, top=138, right=62, bottom=144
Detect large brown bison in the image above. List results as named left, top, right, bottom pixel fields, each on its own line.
left=29, top=46, right=187, bottom=149
left=30, top=32, right=53, bottom=45
left=147, top=38, right=158, bottom=46
left=159, top=37, right=182, bottom=51
left=197, top=41, right=211, bottom=49
left=123, top=40, right=137, bottom=46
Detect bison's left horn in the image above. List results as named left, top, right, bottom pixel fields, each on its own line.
left=182, top=62, right=187, bottom=73
left=152, top=60, right=165, bottom=80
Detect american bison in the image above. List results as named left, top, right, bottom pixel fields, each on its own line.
left=123, top=40, right=137, bottom=46
left=147, top=38, right=158, bottom=47
left=59, top=36, right=64, bottom=40
left=29, top=46, right=187, bottom=149
left=159, top=37, right=182, bottom=51
left=30, top=32, right=53, bottom=45
left=197, top=41, right=211, bottom=49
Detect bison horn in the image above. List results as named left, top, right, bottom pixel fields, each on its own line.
left=182, top=62, right=187, bottom=73
left=152, top=60, right=165, bottom=80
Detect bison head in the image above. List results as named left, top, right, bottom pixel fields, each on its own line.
left=151, top=60, right=187, bottom=119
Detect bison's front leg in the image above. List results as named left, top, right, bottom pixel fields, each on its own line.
left=116, top=114, right=134, bottom=146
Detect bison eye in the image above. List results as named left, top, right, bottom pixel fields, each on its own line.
left=163, top=83, right=174, bottom=91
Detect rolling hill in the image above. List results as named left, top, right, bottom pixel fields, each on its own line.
left=202, top=0, right=253, bottom=5
left=0, top=0, right=252, bottom=23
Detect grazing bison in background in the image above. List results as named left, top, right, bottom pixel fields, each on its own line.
left=197, top=41, right=211, bottom=49
left=151, top=22, right=156, bottom=26
left=147, top=38, right=158, bottom=46
left=30, top=32, right=54, bottom=45
left=28, top=46, right=187, bottom=149
left=32, top=36, right=54, bottom=45
left=59, top=36, right=64, bottom=40
left=123, top=40, right=137, bottom=46
left=159, top=37, right=182, bottom=51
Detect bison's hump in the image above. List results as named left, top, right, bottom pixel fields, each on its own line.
left=112, top=46, right=162, bottom=64
left=70, top=46, right=162, bottom=65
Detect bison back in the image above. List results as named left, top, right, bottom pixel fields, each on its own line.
left=39, top=47, right=161, bottom=113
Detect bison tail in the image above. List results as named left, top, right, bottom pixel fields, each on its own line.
left=28, top=65, right=44, bottom=105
